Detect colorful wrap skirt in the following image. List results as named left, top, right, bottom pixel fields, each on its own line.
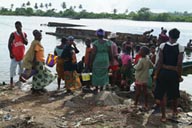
left=63, top=71, right=81, bottom=91
left=32, top=61, right=56, bottom=90
left=56, top=57, right=65, bottom=80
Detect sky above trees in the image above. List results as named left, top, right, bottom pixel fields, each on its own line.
left=0, top=0, right=192, bottom=13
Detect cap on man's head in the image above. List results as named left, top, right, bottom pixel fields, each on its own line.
left=67, top=36, right=74, bottom=41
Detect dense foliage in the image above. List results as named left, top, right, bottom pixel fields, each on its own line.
left=0, top=4, right=192, bottom=22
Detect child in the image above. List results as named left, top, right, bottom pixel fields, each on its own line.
left=84, top=38, right=92, bottom=72
left=149, top=46, right=156, bottom=64
left=82, top=38, right=92, bottom=92
left=134, top=46, right=153, bottom=109
left=120, top=46, right=133, bottom=91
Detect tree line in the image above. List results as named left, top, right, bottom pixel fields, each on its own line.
left=0, top=1, right=192, bottom=22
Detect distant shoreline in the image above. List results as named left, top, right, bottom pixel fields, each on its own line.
left=0, top=6, right=192, bottom=22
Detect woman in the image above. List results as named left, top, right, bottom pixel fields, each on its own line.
left=154, top=28, right=184, bottom=122
left=23, top=30, right=56, bottom=94
left=91, top=29, right=112, bottom=93
left=54, top=37, right=67, bottom=90
left=61, top=36, right=81, bottom=93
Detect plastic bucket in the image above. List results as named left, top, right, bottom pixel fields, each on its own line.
left=81, top=73, right=90, bottom=81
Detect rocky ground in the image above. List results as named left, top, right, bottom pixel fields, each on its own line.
left=0, top=83, right=192, bottom=128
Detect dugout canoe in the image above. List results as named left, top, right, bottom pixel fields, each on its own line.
left=46, top=27, right=157, bottom=46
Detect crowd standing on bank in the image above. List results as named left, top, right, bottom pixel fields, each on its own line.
left=7, top=21, right=185, bottom=123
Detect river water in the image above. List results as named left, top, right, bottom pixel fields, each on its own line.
left=0, top=15, right=192, bottom=94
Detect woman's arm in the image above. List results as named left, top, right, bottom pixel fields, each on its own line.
left=90, top=45, right=97, bottom=67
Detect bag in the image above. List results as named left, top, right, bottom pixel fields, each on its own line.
left=20, top=69, right=38, bottom=81
left=46, top=53, right=58, bottom=67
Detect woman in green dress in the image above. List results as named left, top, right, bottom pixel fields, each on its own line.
left=91, top=29, right=112, bottom=93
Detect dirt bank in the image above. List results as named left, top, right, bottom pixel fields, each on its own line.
left=0, top=85, right=191, bottom=128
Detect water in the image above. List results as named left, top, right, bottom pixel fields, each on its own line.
left=0, top=15, right=192, bottom=94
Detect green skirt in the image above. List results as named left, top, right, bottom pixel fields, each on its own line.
left=32, top=61, right=56, bottom=90
left=92, top=67, right=109, bottom=86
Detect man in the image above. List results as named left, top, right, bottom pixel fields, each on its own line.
left=8, top=21, right=28, bottom=88
left=154, top=28, right=184, bottom=122
left=108, top=32, right=119, bottom=87
left=158, top=27, right=169, bottom=44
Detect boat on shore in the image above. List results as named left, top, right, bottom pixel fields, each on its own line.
left=45, top=22, right=192, bottom=53
left=47, top=22, right=85, bottom=27
left=46, top=25, right=157, bottom=46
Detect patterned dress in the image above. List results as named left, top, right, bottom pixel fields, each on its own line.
left=32, top=42, right=56, bottom=90
left=55, top=47, right=65, bottom=80
left=61, top=45, right=81, bottom=91
left=32, top=61, right=56, bottom=90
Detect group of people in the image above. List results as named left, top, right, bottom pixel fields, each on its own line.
left=8, top=21, right=56, bottom=94
left=8, top=21, right=185, bottom=123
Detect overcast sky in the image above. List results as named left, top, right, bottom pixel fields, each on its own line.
left=0, top=0, right=192, bottom=13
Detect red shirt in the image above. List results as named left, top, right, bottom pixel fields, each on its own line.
left=134, top=54, right=142, bottom=64
left=12, top=32, right=26, bottom=61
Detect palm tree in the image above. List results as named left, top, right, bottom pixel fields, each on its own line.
left=61, top=2, right=66, bottom=10
left=48, top=3, right=52, bottom=8
left=34, top=3, right=38, bottom=9
left=45, top=3, right=48, bottom=9
left=22, top=3, right=26, bottom=8
left=40, top=3, right=44, bottom=8
left=26, top=1, right=31, bottom=6
left=79, top=4, right=83, bottom=9
left=73, top=6, right=76, bottom=9
left=113, top=8, right=117, bottom=14
left=10, top=4, right=14, bottom=10
left=69, top=6, right=73, bottom=10
left=125, top=9, right=128, bottom=14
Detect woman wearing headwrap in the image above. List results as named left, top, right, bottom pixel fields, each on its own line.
left=54, top=37, right=67, bottom=90
left=91, top=29, right=112, bottom=93
left=61, top=36, right=81, bottom=94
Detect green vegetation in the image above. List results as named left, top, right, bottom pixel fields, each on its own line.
left=0, top=1, right=192, bottom=22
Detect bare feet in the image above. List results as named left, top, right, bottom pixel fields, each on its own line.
left=9, top=84, right=14, bottom=90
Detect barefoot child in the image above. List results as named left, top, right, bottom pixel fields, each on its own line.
left=134, top=46, right=154, bottom=109
left=120, top=46, right=133, bottom=91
